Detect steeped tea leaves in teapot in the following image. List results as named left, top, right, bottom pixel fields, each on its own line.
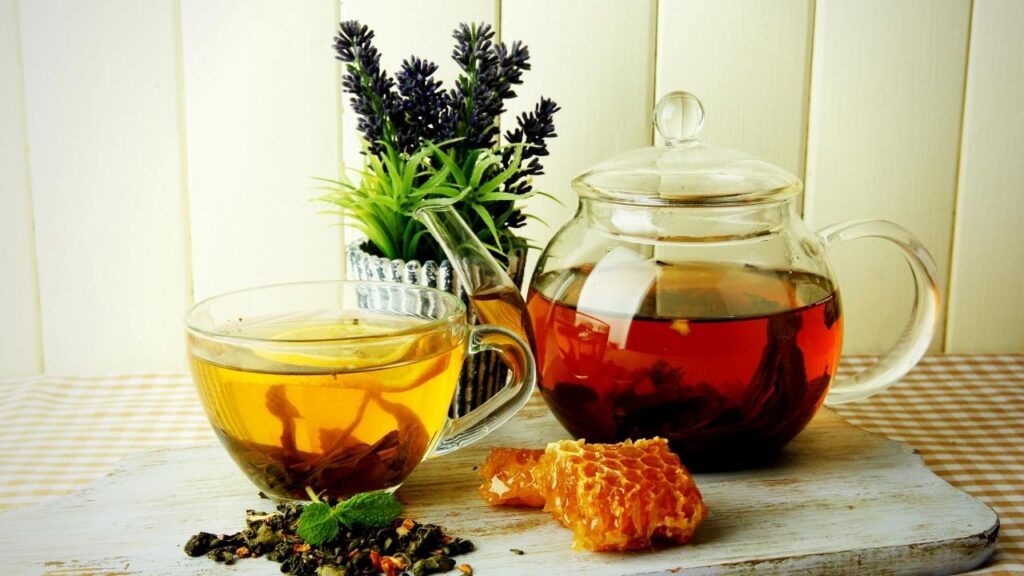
left=528, top=261, right=842, bottom=470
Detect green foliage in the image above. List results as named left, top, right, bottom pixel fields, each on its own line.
left=335, top=490, right=404, bottom=529
left=296, top=502, right=338, bottom=545
left=318, top=140, right=543, bottom=264
left=297, top=490, right=404, bottom=546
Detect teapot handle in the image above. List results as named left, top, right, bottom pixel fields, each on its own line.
left=818, top=220, right=942, bottom=405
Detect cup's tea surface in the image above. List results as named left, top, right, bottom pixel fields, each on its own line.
left=528, top=261, right=843, bottom=470
left=189, top=313, right=464, bottom=500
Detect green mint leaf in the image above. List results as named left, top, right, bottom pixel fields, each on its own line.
left=336, top=491, right=403, bottom=529
left=297, top=502, right=339, bottom=546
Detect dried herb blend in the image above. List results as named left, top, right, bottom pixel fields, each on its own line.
left=184, top=498, right=473, bottom=576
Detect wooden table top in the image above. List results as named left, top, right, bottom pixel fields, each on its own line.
left=0, top=354, right=1020, bottom=574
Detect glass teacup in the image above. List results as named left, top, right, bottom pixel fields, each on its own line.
left=185, top=280, right=535, bottom=500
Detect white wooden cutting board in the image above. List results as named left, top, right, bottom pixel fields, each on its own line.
left=0, top=400, right=998, bottom=575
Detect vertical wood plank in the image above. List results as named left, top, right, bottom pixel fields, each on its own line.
left=337, top=0, right=498, bottom=251
left=181, top=0, right=343, bottom=301
left=804, top=0, right=971, bottom=354
left=946, top=0, right=1024, bottom=353
left=0, top=0, right=43, bottom=376
left=656, top=0, right=814, bottom=178
left=19, top=0, right=191, bottom=373
left=502, top=0, right=657, bottom=269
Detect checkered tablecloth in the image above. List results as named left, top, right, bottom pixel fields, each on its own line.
left=0, top=355, right=1021, bottom=575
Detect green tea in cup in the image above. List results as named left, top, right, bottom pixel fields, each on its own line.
left=186, top=281, right=534, bottom=500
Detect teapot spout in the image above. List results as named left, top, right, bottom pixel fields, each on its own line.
left=415, top=206, right=536, bottom=350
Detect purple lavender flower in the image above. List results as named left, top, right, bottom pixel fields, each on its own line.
left=451, top=23, right=502, bottom=151
left=334, top=21, right=401, bottom=156
left=495, top=40, right=531, bottom=101
left=503, top=97, right=561, bottom=197
left=395, top=57, right=453, bottom=153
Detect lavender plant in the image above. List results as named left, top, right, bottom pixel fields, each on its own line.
left=320, top=21, right=560, bottom=265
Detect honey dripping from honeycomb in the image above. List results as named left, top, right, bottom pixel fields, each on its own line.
left=478, top=438, right=707, bottom=551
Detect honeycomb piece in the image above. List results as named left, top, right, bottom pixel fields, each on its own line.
left=478, top=447, right=546, bottom=507
left=478, top=438, right=706, bottom=551
left=539, top=438, right=706, bottom=551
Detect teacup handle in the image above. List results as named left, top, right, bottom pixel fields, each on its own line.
left=818, top=220, right=942, bottom=405
left=429, top=325, right=537, bottom=457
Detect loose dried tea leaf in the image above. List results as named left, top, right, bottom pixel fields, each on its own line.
left=185, top=498, right=474, bottom=575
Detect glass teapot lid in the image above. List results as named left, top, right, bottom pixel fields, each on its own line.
left=573, top=92, right=801, bottom=205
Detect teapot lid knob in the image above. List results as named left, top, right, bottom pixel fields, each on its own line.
left=654, top=91, right=704, bottom=145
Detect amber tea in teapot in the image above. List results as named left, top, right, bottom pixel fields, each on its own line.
left=529, top=261, right=841, bottom=470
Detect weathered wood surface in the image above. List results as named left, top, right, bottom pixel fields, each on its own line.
left=0, top=400, right=998, bottom=575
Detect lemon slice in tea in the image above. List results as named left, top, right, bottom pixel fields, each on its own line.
left=253, top=321, right=419, bottom=370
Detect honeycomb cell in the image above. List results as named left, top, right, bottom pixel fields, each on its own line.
left=478, top=437, right=707, bottom=551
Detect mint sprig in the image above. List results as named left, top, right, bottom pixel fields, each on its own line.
left=297, top=490, right=403, bottom=546
left=336, top=491, right=404, bottom=529
left=296, top=502, right=339, bottom=545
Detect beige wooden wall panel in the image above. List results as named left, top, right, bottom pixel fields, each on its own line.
left=181, top=0, right=343, bottom=302
left=337, top=0, right=498, bottom=250
left=946, top=0, right=1024, bottom=353
left=656, top=0, right=814, bottom=178
left=502, top=0, right=657, bottom=269
left=0, top=0, right=43, bottom=376
left=804, top=0, right=971, bottom=354
left=19, top=0, right=191, bottom=373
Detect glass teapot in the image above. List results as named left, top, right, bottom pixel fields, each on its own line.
left=524, top=92, right=941, bottom=470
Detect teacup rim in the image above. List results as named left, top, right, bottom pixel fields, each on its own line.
left=184, top=279, right=467, bottom=344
